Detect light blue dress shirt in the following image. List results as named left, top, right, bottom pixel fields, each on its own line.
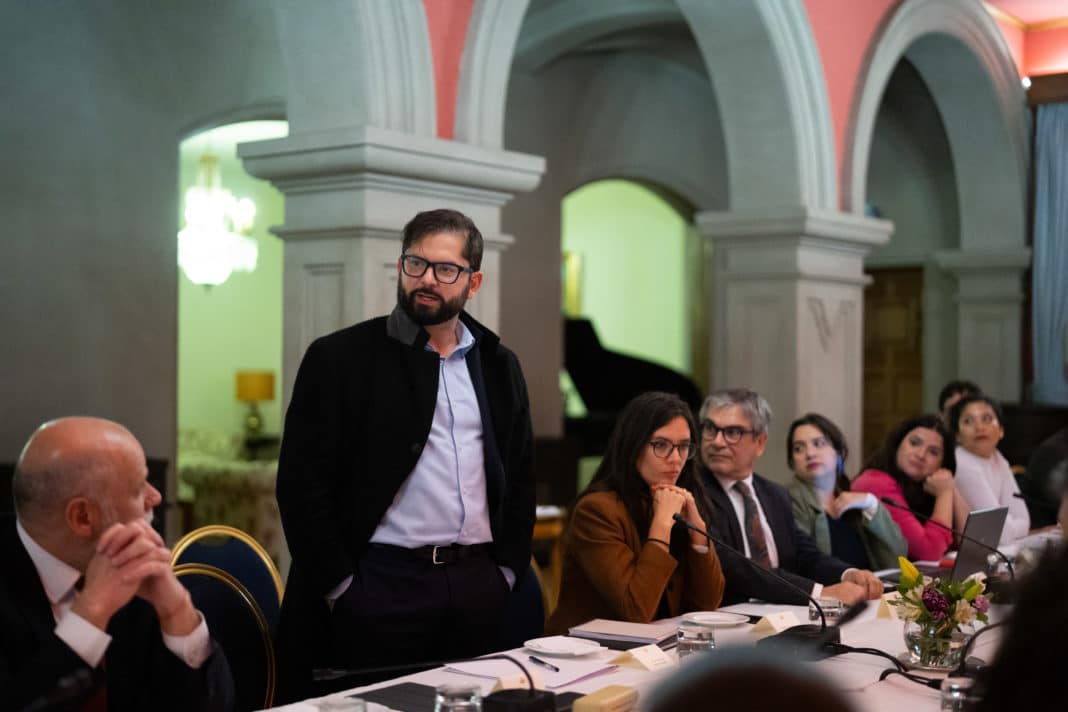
left=370, top=321, right=493, bottom=546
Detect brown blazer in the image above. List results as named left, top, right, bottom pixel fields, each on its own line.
left=546, top=491, right=725, bottom=634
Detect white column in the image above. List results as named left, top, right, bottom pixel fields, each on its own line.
left=239, top=126, right=545, bottom=406
left=933, top=248, right=1031, bottom=402
left=697, top=207, right=892, bottom=484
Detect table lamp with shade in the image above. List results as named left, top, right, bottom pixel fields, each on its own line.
left=236, top=370, right=275, bottom=441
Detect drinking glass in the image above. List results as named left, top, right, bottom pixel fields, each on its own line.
left=676, top=619, right=716, bottom=659
left=808, top=597, right=845, bottom=623
left=940, top=676, right=979, bottom=711
left=435, top=684, right=483, bottom=711
left=316, top=696, right=367, bottom=711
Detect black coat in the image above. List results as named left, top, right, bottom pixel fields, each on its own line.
left=0, top=516, right=234, bottom=712
left=699, top=469, right=851, bottom=605
left=274, top=308, right=535, bottom=699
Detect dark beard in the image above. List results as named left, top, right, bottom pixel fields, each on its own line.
left=397, top=281, right=467, bottom=326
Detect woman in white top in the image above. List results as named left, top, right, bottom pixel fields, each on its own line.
left=948, top=394, right=1030, bottom=543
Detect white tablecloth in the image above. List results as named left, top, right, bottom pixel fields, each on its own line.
left=265, top=601, right=1008, bottom=711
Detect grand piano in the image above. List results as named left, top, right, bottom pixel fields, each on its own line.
left=563, top=317, right=703, bottom=456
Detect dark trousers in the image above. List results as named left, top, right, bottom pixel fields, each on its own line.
left=328, top=545, right=510, bottom=682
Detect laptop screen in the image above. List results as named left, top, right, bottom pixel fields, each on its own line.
left=950, top=506, right=1009, bottom=581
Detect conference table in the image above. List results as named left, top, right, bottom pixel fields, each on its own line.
left=265, top=599, right=1009, bottom=712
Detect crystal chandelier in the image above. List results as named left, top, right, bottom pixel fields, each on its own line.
left=177, top=154, right=258, bottom=286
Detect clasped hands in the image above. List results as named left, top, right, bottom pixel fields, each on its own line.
left=71, top=519, right=199, bottom=637
left=650, top=484, right=707, bottom=547
left=824, top=491, right=875, bottom=519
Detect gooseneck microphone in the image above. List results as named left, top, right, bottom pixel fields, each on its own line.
left=672, top=513, right=842, bottom=659
left=879, top=497, right=1015, bottom=582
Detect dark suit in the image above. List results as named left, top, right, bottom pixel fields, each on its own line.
left=275, top=307, right=535, bottom=701
left=0, top=516, right=233, bottom=712
left=699, top=468, right=851, bottom=605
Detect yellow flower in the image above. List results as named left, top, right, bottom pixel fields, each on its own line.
left=898, top=556, right=922, bottom=589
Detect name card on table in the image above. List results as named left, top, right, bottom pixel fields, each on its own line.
left=612, top=643, right=673, bottom=671
left=877, top=592, right=902, bottom=620
left=751, top=611, right=801, bottom=636
left=492, top=671, right=541, bottom=692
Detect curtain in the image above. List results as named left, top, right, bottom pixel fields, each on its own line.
left=1032, top=102, right=1068, bottom=404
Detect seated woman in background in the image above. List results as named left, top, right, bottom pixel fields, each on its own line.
left=852, top=415, right=968, bottom=562
left=546, top=392, right=725, bottom=634
left=949, top=394, right=1030, bottom=543
left=786, top=414, right=907, bottom=571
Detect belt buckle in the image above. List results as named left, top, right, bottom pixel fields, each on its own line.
left=432, top=545, right=446, bottom=565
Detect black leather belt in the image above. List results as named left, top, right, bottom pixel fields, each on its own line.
left=368, top=542, right=491, bottom=565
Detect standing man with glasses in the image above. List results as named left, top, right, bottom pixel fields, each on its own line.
left=274, top=209, right=535, bottom=701
left=695, top=389, right=883, bottom=606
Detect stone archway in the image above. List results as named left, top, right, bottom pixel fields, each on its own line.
left=495, top=0, right=886, bottom=481
left=846, top=0, right=1031, bottom=402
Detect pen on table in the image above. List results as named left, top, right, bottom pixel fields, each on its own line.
left=528, top=655, right=560, bottom=673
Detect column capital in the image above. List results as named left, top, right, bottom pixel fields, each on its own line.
left=933, top=247, right=1031, bottom=304
left=697, top=206, right=892, bottom=287
left=932, top=247, right=1031, bottom=274
left=239, top=125, right=545, bottom=236
left=696, top=206, right=893, bottom=248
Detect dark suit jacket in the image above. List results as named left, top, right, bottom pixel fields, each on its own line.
left=274, top=307, right=535, bottom=700
left=0, top=516, right=233, bottom=712
left=698, top=468, right=851, bottom=605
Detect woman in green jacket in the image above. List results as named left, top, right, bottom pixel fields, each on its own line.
left=786, top=413, right=906, bottom=572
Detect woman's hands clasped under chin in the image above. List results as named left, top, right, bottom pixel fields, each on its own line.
left=651, top=484, right=709, bottom=548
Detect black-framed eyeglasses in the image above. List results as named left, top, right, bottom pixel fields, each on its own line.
left=648, top=439, right=697, bottom=460
left=400, top=254, right=475, bottom=284
left=701, top=420, right=757, bottom=445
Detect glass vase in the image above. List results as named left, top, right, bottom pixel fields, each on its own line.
left=902, top=621, right=972, bottom=670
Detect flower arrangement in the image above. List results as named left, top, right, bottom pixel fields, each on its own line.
left=889, top=557, right=991, bottom=668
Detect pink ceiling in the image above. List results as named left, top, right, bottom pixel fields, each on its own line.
left=987, top=0, right=1068, bottom=26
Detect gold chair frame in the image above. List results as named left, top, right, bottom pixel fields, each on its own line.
left=174, top=562, right=276, bottom=710
left=172, top=524, right=284, bottom=604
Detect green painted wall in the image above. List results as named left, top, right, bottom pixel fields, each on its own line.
left=177, top=129, right=285, bottom=439
left=562, top=180, right=699, bottom=489
left=562, top=180, right=694, bottom=376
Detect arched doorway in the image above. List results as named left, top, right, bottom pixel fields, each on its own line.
left=848, top=0, right=1029, bottom=455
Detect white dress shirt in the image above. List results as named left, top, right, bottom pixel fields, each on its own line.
left=16, top=520, right=211, bottom=669
left=712, top=472, right=835, bottom=598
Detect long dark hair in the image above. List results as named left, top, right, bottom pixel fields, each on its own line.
left=785, top=413, right=850, bottom=495
left=578, top=391, right=708, bottom=557
left=862, top=414, right=956, bottom=516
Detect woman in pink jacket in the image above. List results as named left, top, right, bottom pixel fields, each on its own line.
left=852, top=415, right=969, bottom=562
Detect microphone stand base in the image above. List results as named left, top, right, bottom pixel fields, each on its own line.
left=483, top=689, right=556, bottom=711
left=755, top=625, right=840, bottom=660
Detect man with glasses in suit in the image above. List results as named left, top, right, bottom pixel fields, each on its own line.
left=695, top=388, right=883, bottom=606
left=275, top=209, right=535, bottom=701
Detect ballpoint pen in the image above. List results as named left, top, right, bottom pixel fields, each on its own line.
left=528, top=655, right=560, bottom=673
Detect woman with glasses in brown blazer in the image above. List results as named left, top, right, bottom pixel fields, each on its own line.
left=546, top=392, right=725, bottom=634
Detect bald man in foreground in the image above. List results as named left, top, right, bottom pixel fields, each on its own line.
left=0, top=417, right=233, bottom=711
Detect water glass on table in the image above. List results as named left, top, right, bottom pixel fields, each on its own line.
left=677, top=619, right=716, bottom=658
left=808, top=597, right=845, bottom=622
left=941, top=677, right=979, bottom=711
left=435, top=683, right=483, bottom=711
left=316, top=696, right=367, bottom=711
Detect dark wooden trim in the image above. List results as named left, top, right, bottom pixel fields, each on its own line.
left=1027, top=72, right=1068, bottom=106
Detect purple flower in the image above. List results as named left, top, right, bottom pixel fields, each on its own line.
left=922, top=587, right=950, bottom=620
left=973, top=595, right=990, bottom=613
